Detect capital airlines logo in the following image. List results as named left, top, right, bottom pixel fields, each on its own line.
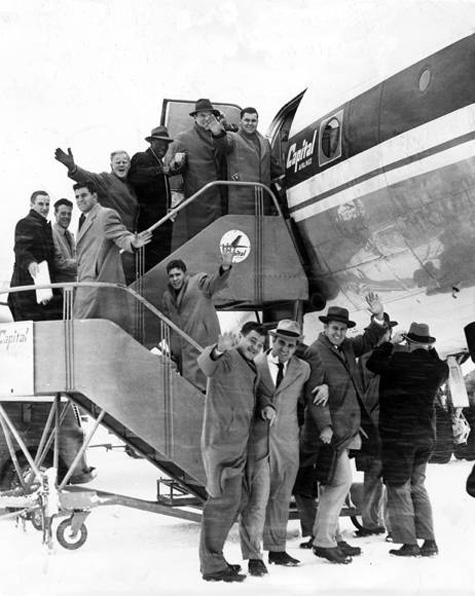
left=286, top=129, right=317, bottom=173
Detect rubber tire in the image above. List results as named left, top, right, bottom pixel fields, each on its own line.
left=56, top=519, right=88, bottom=550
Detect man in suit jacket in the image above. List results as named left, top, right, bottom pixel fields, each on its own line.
left=129, top=126, right=174, bottom=271
left=239, top=319, right=327, bottom=577
left=55, top=148, right=139, bottom=284
left=52, top=198, right=77, bottom=284
left=72, top=181, right=151, bottom=335
left=301, top=294, right=387, bottom=564
left=8, top=190, right=62, bottom=321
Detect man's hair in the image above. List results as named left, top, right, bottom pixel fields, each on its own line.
left=73, top=181, right=97, bottom=195
left=241, top=321, right=267, bottom=338
left=110, top=150, right=130, bottom=161
left=30, top=190, right=49, bottom=203
left=54, top=198, right=73, bottom=211
left=240, top=107, right=258, bottom=119
left=166, top=259, right=187, bottom=274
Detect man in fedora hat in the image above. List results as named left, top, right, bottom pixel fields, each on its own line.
left=301, top=292, right=389, bottom=564
left=129, top=125, right=175, bottom=270
left=239, top=319, right=328, bottom=576
left=366, top=322, right=448, bottom=557
left=165, top=98, right=229, bottom=251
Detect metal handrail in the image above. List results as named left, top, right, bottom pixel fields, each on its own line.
left=0, top=281, right=203, bottom=354
left=146, top=180, right=282, bottom=234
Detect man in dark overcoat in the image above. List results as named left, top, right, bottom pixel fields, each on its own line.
left=197, top=322, right=268, bottom=583
left=8, top=190, right=62, bottom=321
left=301, top=293, right=387, bottom=564
left=366, top=322, right=448, bottom=557
left=129, top=126, right=174, bottom=271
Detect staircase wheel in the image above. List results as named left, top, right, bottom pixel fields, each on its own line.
left=56, top=518, right=88, bottom=550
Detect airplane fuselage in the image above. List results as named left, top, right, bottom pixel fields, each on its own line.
left=284, top=34, right=475, bottom=355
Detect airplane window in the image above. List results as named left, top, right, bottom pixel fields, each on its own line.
left=419, top=68, right=431, bottom=92
left=321, top=116, right=342, bottom=161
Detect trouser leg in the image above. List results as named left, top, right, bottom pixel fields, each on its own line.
left=386, top=481, right=417, bottom=544
left=263, top=465, right=298, bottom=552
left=294, top=494, right=317, bottom=537
left=411, top=460, right=435, bottom=541
left=313, top=450, right=352, bottom=548
left=361, top=458, right=385, bottom=528
left=199, top=474, right=243, bottom=575
left=239, top=458, right=270, bottom=560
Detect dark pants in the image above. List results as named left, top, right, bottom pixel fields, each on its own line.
left=383, top=442, right=435, bottom=544
left=199, top=474, right=243, bottom=575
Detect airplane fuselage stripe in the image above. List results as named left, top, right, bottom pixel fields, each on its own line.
left=289, top=127, right=475, bottom=215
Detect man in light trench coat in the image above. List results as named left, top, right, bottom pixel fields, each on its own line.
left=239, top=319, right=329, bottom=576
left=197, top=322, right=268, bottom=583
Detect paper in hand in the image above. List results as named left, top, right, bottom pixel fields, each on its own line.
left=35, top=261, right=53, bottom=304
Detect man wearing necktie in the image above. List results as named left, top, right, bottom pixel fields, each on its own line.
left=52, top=198, right=77, bottom=286
left=239, top=319, right=328, bottom=577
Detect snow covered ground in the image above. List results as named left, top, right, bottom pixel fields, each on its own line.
left=1, top=430, right=475, bottom=596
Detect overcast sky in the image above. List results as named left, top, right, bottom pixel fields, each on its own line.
left=1, top=0, right=474, bottom=282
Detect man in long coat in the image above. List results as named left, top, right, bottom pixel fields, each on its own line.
left=197, top=322, right=268, bottom=583
left=52, top=198, right=77, bottom=284
left=8, top=190, right=62, bottom=321
left=73, top=182, right=151, bottom=335
left=366, top=322, right=448, bottom=557
left=213, top=106, right=283, bottom=214
left=161, top=253, right=232, bottom=391
left=239, top=319, right=326, bottom=576
left=129, top=126, right=174, bottom=271
left=166, top=98, right=227, bottom=250
left=301, top=294, right=387, bottom=564
left=55, top=147, right=139, bottom=284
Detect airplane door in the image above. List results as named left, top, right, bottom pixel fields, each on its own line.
left=160, top=99, right=242, bottom=137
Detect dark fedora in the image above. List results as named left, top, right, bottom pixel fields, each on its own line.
left=145, top=126, right=173, bottom=143
left=382, top=313, right=398, bottom=329
left=189, top=98, right=220, bottom=117
left=403, top=322, right=436, bottom=344
left=319, top=306, right=356, bottom=328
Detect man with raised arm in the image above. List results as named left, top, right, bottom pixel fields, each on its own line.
left=301, top=293, right=388, bottom=564
left=161, top=250, right=233, bottom=391
left=54, top=147, right=139, bottom=284
left=197, top=322, right=268, bottom=583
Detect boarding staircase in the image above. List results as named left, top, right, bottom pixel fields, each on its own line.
left=0, top=181, right=312, bottom=529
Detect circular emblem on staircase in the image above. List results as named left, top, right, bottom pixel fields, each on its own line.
left=219, top=229, right=251, bottom=263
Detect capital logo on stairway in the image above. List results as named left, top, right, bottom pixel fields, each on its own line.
left=220, top=230, right=251, bottom=263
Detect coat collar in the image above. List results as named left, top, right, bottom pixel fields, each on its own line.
left=77, top=203, right=101, bottom=242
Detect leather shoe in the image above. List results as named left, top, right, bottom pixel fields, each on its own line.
left=268, top=551, right=300, bottom=566
left=389, top=544, right=421, bottom=557
left=312, top=546, right=352, bottom=564
left=354, top=526, right=385, bottom=537
left=420, top=540, right=439, bottom=557
left=248, top=559, right=268, bottom=577
left=299, top=536, right=314, bottom=549
left=202, top=567, right=246, bottom=582
left=337, top=541, right=362, bottom=556
left=227, top=563, right=242, bottom=573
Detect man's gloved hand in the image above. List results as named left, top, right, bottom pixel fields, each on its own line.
left=54, top=147, right=75, bottom=170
